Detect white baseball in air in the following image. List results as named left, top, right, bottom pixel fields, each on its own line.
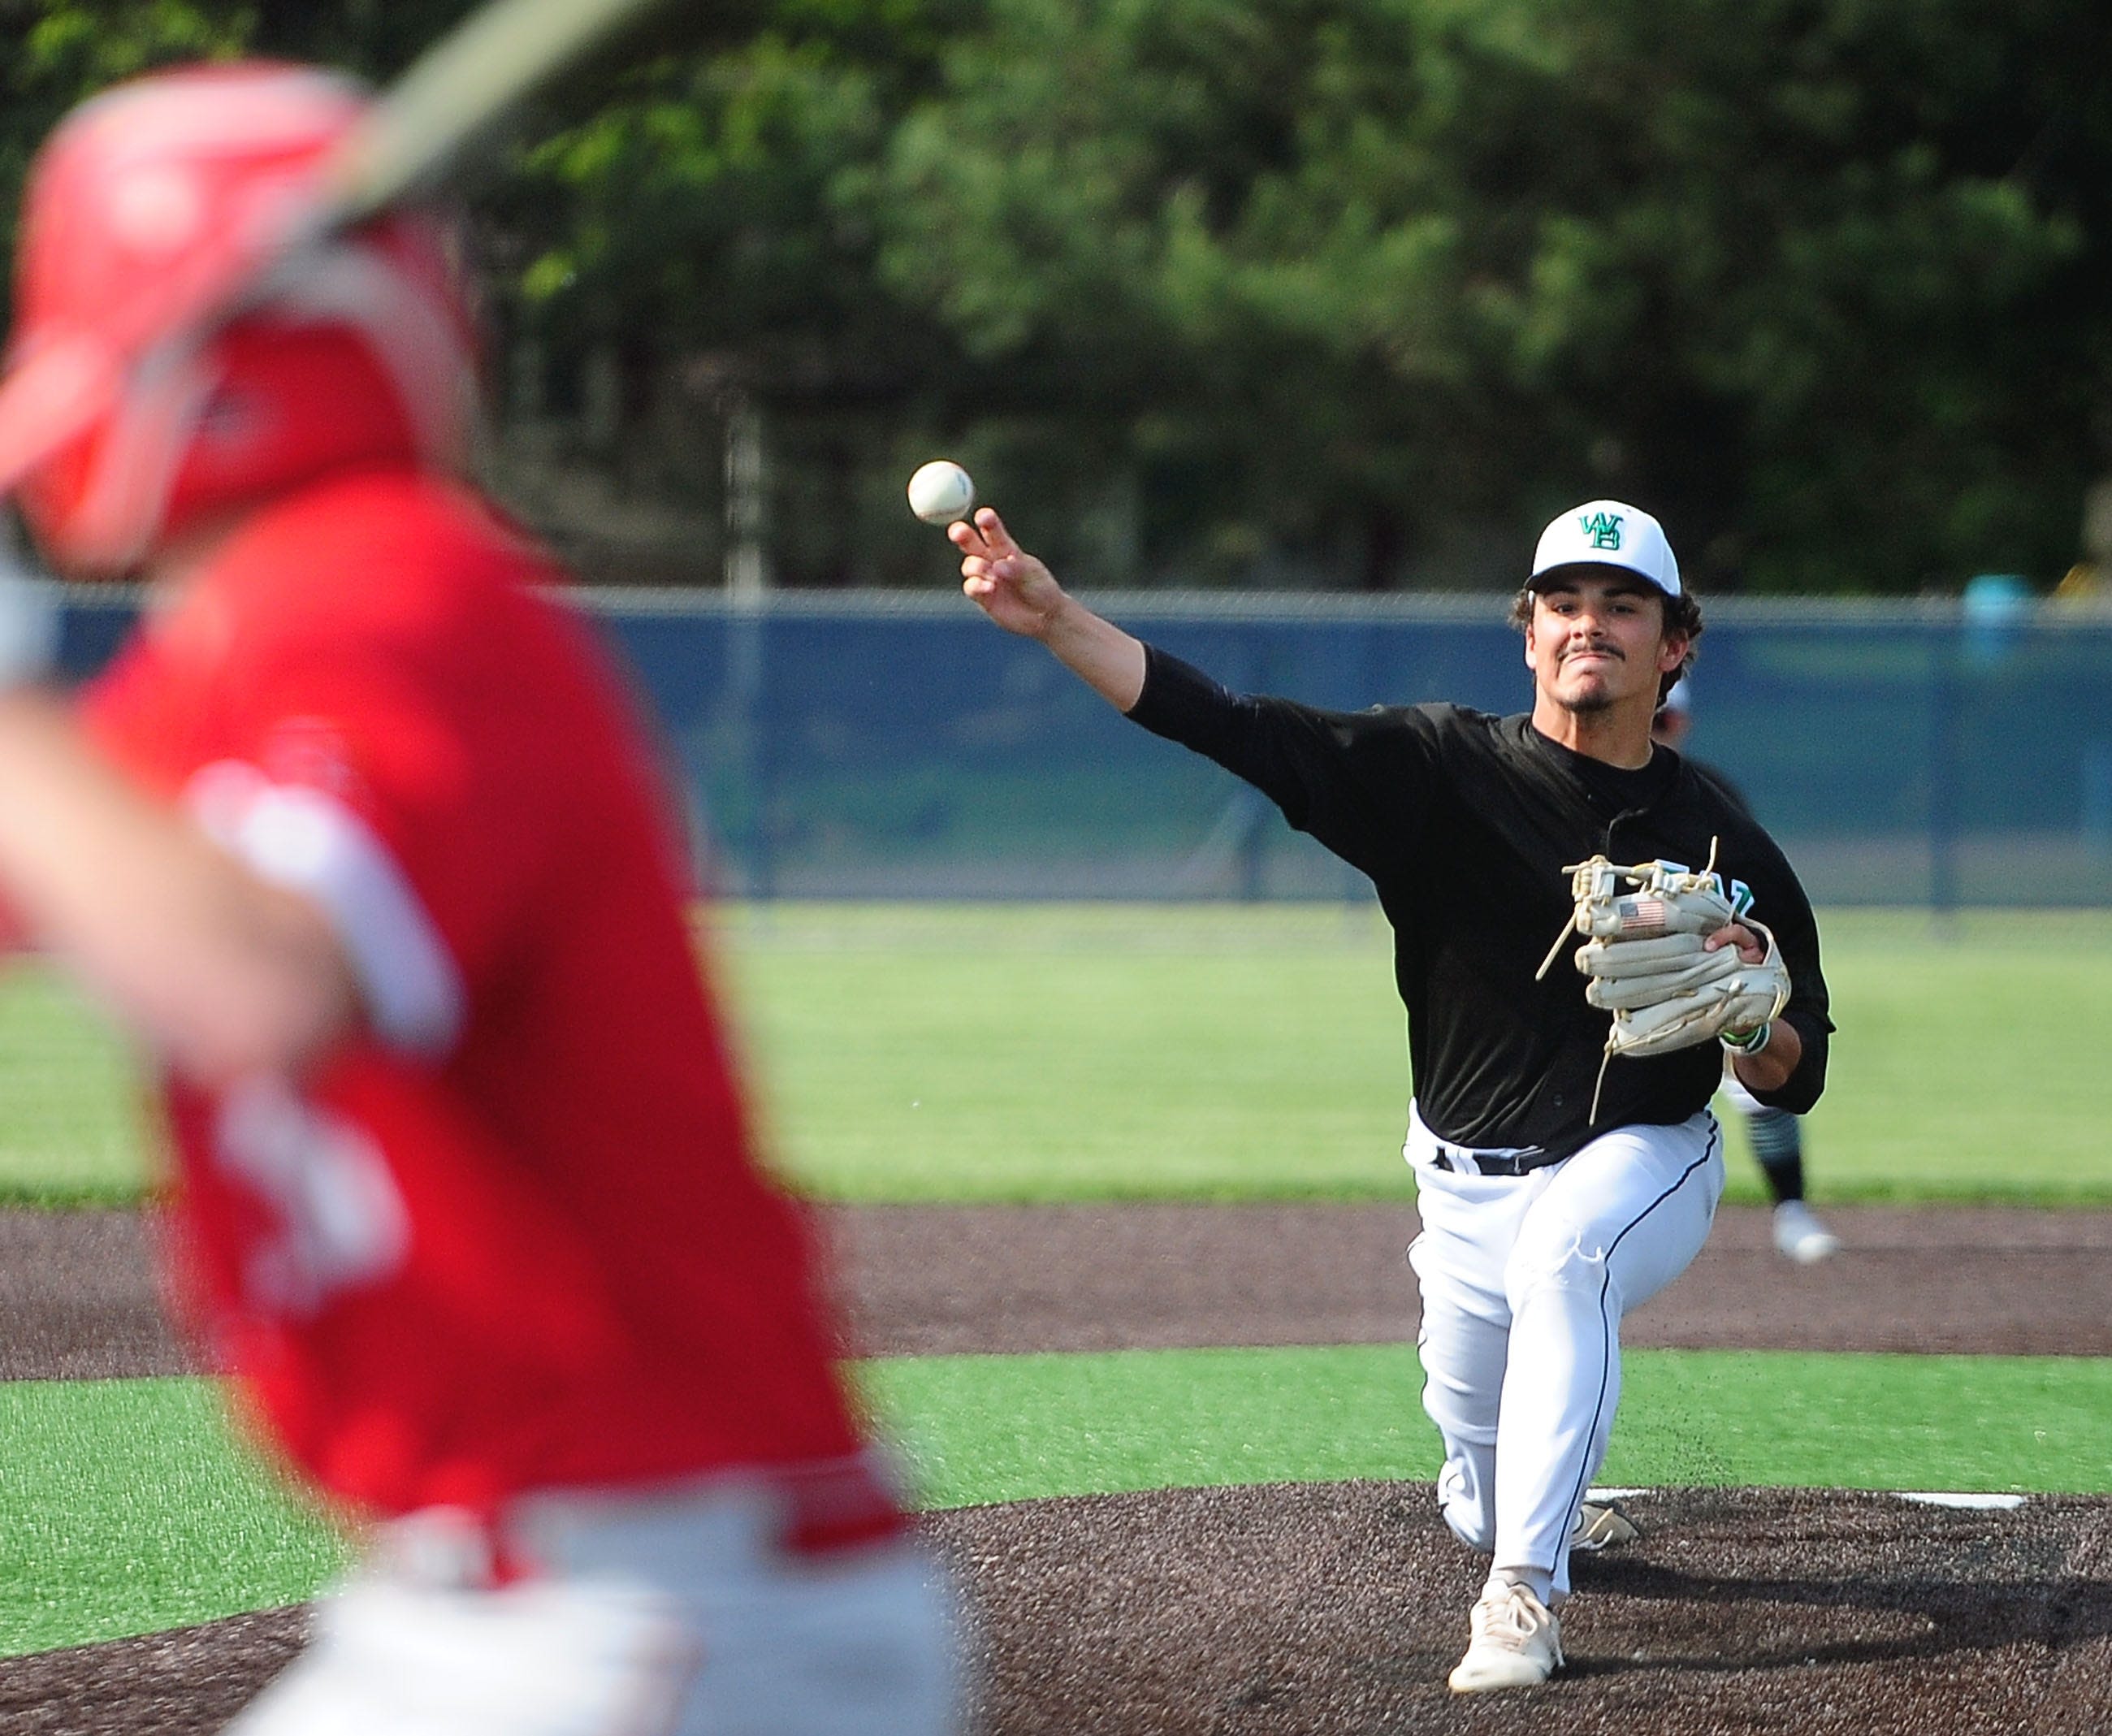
left=907, top=459, right=976, bottom=526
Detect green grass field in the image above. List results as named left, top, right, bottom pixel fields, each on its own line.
left=0, top=902, right=2106, bottom=1660
left=0, top=967, right=160, bottom=1203
left=3, top=903, right=2106, bottom=1206
left=713, top=903, right=2112, bottom=1206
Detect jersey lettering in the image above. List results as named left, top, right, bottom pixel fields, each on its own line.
left=214, top=1078, right=411, bottom=1316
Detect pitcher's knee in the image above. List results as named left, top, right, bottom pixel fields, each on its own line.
left=1436, top=1459, right=1497, bottom=1554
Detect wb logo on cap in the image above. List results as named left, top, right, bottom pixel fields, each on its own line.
left=1579, top=511, right=1624, bottom=550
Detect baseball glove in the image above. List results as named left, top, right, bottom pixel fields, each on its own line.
left=1536, top=843, right=1790, bottom=1119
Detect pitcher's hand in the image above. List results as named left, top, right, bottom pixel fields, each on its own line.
left=1703, top=921, right=1768, bottom=965
left=953, top=509, right=1066, bottom=639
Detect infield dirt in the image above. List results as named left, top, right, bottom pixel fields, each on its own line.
left=4, top=1200, right=2110, bottom=1733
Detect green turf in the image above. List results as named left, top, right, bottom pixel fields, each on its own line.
left=0, top=967, right=158, bottom=1204
left=716, top=903, right=1412, bottom=1202
left=12, top=1346, right=2107, bottom=1658
left=867, top=1345, right=1438, bottom=1503
left=717, top=903, right=2112, bottom=1206
left=0, top=1378, right=350, bottom=1660
left=1796, top=909, right=2112, bottom=1203
left=2, top=904, right=2108, bottom=1205
left=867, top=1344, right=2112, bottom=1508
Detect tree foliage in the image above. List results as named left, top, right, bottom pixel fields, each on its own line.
left=872, top=0, right=2112, bottom=590
left=1, top=0, right=2108, bottom=592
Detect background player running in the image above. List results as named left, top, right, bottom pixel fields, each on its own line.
left=1651, top=680, right=1841, bottom=1264
left=952, top=495, right=1831, bottom=1694
left=0, top=62, right=958, bottom=1736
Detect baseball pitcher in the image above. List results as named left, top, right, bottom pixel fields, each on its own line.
left=955, top=496, right=1830, bottom=1694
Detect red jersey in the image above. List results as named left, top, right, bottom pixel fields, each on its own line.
left=80, top=469, right=872, bottom=1518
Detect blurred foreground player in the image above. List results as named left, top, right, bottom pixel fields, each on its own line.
left=1651, top=682, right=1839, bottom=1263
left=0, top=64, right=958, bottom=1735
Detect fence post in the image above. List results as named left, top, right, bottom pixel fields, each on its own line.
left=723, top=601, right=773, bottom=899
left=1928, top=621, right=1961, bottom=924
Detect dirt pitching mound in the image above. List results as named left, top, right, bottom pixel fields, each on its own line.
left=10, top=1483, right=2110, bottom=1733
left=928, top=1480, right=2112, bottom=1735
left=0, top=1610, right=301, bottom=1735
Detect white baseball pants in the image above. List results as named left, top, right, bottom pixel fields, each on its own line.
left=1405, top=1104, right=1723, bottom=1597
left=222, top=1463, right=962, bottom=1736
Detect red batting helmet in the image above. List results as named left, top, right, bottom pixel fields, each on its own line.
left=2, top=63, right=477, bottom=576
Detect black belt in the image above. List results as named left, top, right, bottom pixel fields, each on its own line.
left=1433, top=1147, right=1544, bottom=1177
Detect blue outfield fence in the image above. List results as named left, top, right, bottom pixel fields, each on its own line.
left=54, top=587, right=2112, bottom=909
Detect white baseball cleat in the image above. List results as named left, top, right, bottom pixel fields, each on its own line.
left=1447, top=1579, right=1564, bottom=1693
left=1569, top=1499, right=1641, bottom=1552
left=1772, top=1200, right=1841, bottom=1264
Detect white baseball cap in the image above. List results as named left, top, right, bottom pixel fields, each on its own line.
left=1530, top=500, right=1681, bottom=598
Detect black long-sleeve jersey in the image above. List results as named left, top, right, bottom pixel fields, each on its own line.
left=1129, top=646, right=1832, bottom=1166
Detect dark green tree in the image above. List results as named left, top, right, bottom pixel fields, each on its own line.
left=875, top=0, right=2112, bottom=591
left=2, top=0, right=2109, bottom=592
